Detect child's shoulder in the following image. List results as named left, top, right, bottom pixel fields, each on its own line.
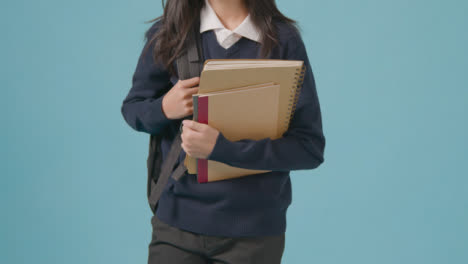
left=272, top=19, right=306, bottom=58
left=144, top=18, right=163, bottom=41
left=273, top=19, right=302, bottom=44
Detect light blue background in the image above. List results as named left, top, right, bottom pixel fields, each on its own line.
left=2, top=0, right=467, bottom=263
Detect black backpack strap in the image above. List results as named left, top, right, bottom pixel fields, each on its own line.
left=147, top=134, right=162, bottom=201
left=147, top=24, right=203, bottom=214
left=177, top=28, right=203, bottom=80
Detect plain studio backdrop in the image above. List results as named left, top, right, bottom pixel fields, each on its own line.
left=1, top=0, right=467, bottom=263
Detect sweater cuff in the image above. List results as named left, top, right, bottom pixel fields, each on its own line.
left=149, top=95, right=172, bottom=129
left=207, top=131, right=235, bottom=163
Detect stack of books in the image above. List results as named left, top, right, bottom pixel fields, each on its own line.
left=184, top=59, right=306, bottom=183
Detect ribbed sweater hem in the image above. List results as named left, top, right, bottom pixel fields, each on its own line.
left=155, top=194, right=288, bottom=237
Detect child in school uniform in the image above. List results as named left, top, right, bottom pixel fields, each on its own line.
left=121, top=0, right=326, bottom=263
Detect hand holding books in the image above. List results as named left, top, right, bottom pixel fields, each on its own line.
left=180, top=119, right=220, bottom=160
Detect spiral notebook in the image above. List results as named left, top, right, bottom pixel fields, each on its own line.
left=183, top=59, right=306, bottom=183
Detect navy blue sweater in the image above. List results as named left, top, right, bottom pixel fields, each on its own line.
left=121, top=20, right=326, bottom=237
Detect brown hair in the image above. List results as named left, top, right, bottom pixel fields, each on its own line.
left=143, top=0, right=298, bottom=75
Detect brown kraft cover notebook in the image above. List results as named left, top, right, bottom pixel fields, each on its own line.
left=184, top=59, right=306, bottom=182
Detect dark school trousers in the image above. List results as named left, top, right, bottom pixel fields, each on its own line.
left=148, top=215, right=285, bottom=264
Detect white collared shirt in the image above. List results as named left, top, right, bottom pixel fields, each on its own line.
left=200, top=0, right=261, bottom=49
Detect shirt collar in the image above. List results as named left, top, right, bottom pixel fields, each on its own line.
left=199, top=0, right=261, bottom=43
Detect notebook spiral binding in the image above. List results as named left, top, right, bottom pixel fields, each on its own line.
left=284, top=64, right=306, bottom=130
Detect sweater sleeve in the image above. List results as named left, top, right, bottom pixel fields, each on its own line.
left=121, top=22, right=174, bottom=136
left=207, top=32, right=326, bottom=171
